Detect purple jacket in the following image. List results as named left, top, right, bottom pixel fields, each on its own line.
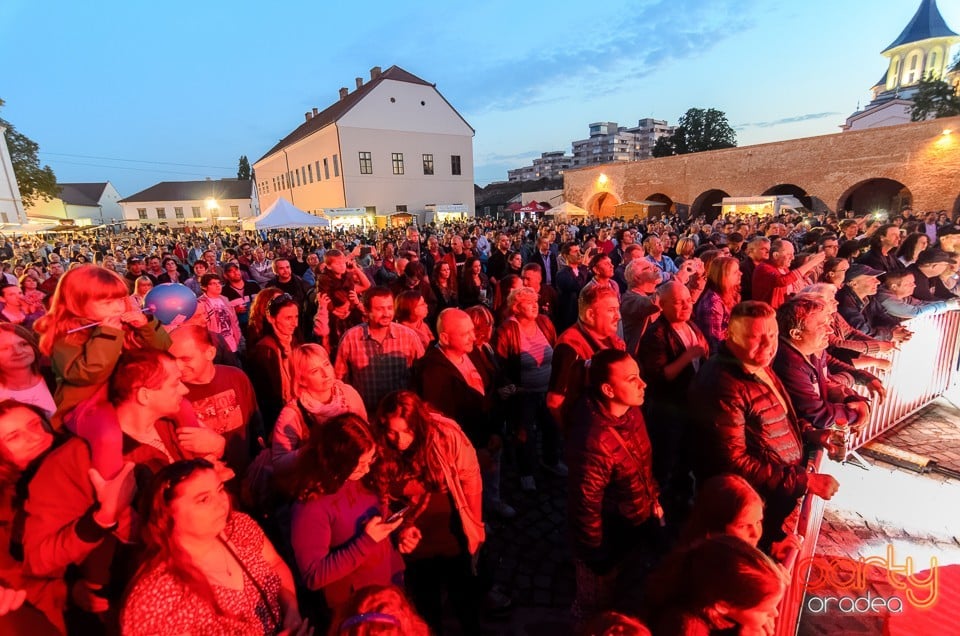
left=290, top=479, right=404, bottom=610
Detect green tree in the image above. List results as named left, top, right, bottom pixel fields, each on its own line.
left=651, top=135, right=675, bottom=158
left=911, top=75, right=960, bottom=121
left=0, top=98, right=58, bottom=207
left=237, top=155, right=251, bottom=180
left=653, top=107, right=737, bottom=157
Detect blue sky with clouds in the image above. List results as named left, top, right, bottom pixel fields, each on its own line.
left=2, top=0, right=958, bottom=196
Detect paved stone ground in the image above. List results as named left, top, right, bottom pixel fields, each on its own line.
left=475, top=458, right=577, bottom=635
left=446, top=399, right=960, bottom=635
left=798, top=398, right=960, bottom=636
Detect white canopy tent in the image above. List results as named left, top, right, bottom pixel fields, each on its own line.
left=242, top=197, right=329, bottom=230
left=543, top=201, right=589, bottom=217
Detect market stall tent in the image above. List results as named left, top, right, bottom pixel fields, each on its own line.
left=543, top=201, right=588, bottom=217
left=241, top=197, right=329, bottom=230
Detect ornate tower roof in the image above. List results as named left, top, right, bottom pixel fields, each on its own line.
left=882, top=0, right=958, bottom=53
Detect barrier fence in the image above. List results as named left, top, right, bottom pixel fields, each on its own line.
left=775, top=309, right=960, bottom=636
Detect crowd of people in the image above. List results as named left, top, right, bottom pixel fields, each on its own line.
left=0, top=203, right=957, bottom=635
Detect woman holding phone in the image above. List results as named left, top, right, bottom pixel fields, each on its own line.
left=289, top=413, right=418, bottom=615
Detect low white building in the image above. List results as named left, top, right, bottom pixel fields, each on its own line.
left=118, top=179, right=257, bottom=227
left=26, top=182, right=124, bottom=226
left=0, top=126, right=26, bottom=228
left=253, top=65, right=475, bottom=225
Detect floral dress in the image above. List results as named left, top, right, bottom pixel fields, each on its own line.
left=122, top=512, right=282, bottom=635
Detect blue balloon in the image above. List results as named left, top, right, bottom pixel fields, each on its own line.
left=144, top=283, right=198, bottom=325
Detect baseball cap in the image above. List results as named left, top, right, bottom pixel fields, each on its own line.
left=844, top=263, right=884, bottom=283
left=915, top=248, right=957, bottom=267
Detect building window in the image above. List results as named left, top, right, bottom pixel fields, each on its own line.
left=138, top=208, right=147, bottom=220
left=156, top=207, right=166, bottom=219
left=174, top=207, right=184, bottom=219
left=302, top=167, right=307, bottom=184
left=323, top=158, right=330, bottom=179
left=392, top=153, right=404, bottom=175
left=316, top=160, right=322, bottom=181
left=192, top=206, right=202, bottom=218
left=451, top=155, right=462, bottom=175
left=333, top=154, right=340, bottom=177
left=359, top=152, right=373, bottom=174
left=308, top=164, right=313, bottom=183
left=296, top=170, right=301, bottom=187
left=396, top=205, right=407, bottom=213
left=422, top=154, right=434, bottom=175
left=230, top=205, right=240, bottom=218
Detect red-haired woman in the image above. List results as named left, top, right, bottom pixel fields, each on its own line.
left=693, top=256, right=742, bottom=355
left=394, top=290, right=433, bottom=349
left=289, top=414, right=414, bottom=615
left=122, top=459, right=308, bottom=635
left=33, top=265, right=171, bottom=478
left=370, top=391, right=485, bottom=635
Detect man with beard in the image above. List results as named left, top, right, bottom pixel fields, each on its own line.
left=689, top=301, right=840, bottom=549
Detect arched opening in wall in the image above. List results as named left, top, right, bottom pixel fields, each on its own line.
left=587, top=192, right=620, bottom=217
left=762, top=183, right=813, bottom=210
left=837, top=179, right=912, bottom=217
left=692, top=189, right=729, bottom=222
left=644, top=193, right=673, bottom=218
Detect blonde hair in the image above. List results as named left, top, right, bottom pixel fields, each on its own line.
left=35, top=265, right=129, bottom=355
left=290, top=343, right=331, bottom=399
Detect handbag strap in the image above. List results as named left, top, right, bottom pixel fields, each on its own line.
left=219, top=534, right=281, bottom=627
left=606, top=425, right=662, bottom=521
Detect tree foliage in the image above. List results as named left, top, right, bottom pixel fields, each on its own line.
left=652, top=108, right=737, bottom=158
left=0, top=98, right=58, bottom=207
left=911, top=75, right=960, bottom=121
left=237, top=155, right=251, bottom=180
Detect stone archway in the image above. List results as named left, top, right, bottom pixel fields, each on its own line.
left=587, top=191, right=620, bottom=217
left=692, top=189, right=730, bottom=222
left=837, top=178, right=912, bottom=216
left=762, top=183, right=813, bottom=209
left=645, top=193, right=673, bottom=218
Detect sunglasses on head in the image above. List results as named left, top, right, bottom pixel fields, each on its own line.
left=161, top=458, right=214, bottom=502
left=268, top=293, right=295, bottom=312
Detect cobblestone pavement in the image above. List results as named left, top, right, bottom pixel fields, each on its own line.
left=798, top=398, right=960, bottom=636
left=477, top=459, right=576, bottom=635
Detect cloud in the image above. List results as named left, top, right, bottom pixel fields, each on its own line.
left=476, top=150, right=544, bottom=163
left=735, top=112, right=842, bottom=130
left=446, top=0, right=760, bottom=114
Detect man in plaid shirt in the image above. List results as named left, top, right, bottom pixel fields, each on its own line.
left=334, top=286, right=425, bottom=413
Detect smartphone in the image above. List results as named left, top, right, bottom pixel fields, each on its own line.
left=386, top=506, right=410, bottom=523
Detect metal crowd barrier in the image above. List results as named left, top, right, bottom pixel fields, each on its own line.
left=775, top=309, right=960, bottom=636
left=848, top=309, right=960, bottom=451
left=775, top=451, right=826, bottom=636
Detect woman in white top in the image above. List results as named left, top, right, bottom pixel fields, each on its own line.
left=271, top=344, right=366, bottom=476
left=0, top=324, right=55, bottom=418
